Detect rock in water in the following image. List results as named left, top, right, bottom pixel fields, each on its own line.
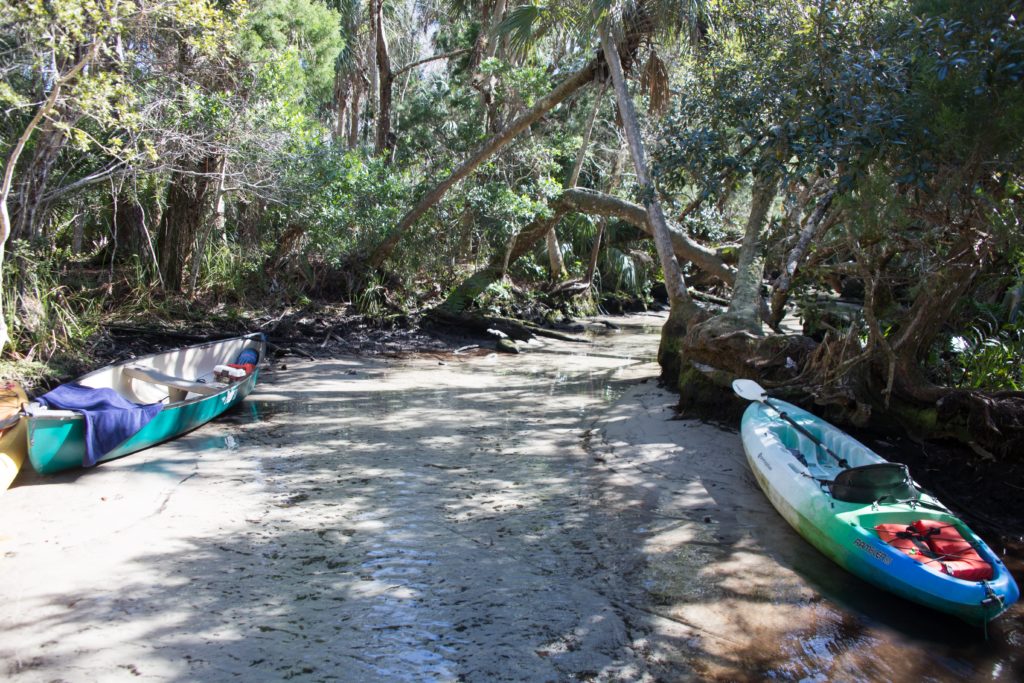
left=496, top=338, right=519, bottom=354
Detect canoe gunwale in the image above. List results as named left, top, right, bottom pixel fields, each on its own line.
left=74, top=331, right=265, bottom=383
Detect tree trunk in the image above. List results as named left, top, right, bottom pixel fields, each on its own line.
left=348, top=76, right=363, bottom=149
left=721, top=172, right=778, bottom=333
left=365, top=58, right=600, bottom=269
left=113, top=187, right=147, bottom=261
left=156, top=157, right=219, bottom=293
left=188, top=157, right=228, bottom=295
left=473, top=0, right=507, bottom=135
left=548, top=84, right=605, bottom=280
left=333, top=68, right=350, bottom=144
left=566, top=87, right=604, bottom=190
left=11, top=118, right=68, bottom=244
left=584, top=142, right=625, bottom=288
left=364, top=31, right=377, bottom=147
left=769, top=187, right=837, bottom=328
left=0, top=41, right=98, bottom=355
left=72, top=211, right=85, bottom=255
left=597, top=19, right=695, bottom=372
left=545, top=229, right=566, bottom=281
left=373, top=0, right=394, bottom=160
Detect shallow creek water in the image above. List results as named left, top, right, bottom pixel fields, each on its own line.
left=0, top=313, right=1021, bottom=682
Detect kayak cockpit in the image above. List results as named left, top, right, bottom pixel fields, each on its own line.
left=829, top=463, right=918, bottom=504
left=765, top=412, right=878, bottom=470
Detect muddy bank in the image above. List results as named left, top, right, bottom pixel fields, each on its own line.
left=0, top=314, right=665, bottom=681
left=591, top=386, right=1023, bottom=681
left=25, top=300, right=1024, bottom=547
left=0, top=313, right=1020, bottom=682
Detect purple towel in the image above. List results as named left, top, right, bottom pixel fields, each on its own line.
left=37, top=384, right=164, bottom=467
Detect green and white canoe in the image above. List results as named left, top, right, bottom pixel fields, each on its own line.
left=736, top=381, right=1019, bottom=626
left=26, top=333, right=265, bottom=475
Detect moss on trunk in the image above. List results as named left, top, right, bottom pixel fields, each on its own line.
left=658, top=304, right=691, bottom=383
left=676, top=363, right=747, bottom=423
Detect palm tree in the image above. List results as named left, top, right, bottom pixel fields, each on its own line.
left=591, top=3, right=699, bottom=366
left=500, top=0, right=708, bottom=361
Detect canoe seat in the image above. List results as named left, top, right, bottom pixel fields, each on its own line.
left=123, top=365, right=223, bottom=398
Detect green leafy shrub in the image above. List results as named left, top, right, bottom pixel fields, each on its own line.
left=946, top=324, right=1024, bottom=391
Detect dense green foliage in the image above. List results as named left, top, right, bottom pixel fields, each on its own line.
left=1, top=0, right=1022, bottom=407
left=654, top=0, right=1024, bottom=391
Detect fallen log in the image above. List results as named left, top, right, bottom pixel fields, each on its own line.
left=523, top=323, right=590, bottom=343
left=103, top=325, right=224, bottom=342
left=265, top=340, right=317, bottom=361
left=426, top=309, right=590, bottom=345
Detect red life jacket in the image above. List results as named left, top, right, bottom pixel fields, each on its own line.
left=910, top=519, right=993, bottom=582
left=874, top=521, right=993, bottom=581
left=875, top=524, right=931, bottom=564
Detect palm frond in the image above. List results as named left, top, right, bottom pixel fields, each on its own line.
left=640, top=49, right=670, bottom=115
left=624, top=0, right=713, bottom=49
left=331, top=0, right=364, bottom=27
left=603, top=246, right=639, bottom=293
left=498, top=4, right=554, bottom=58
left=334, top=0, right=367, bottom=70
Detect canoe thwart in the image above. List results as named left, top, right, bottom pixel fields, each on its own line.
left=123, top=365, right=225, bottom=397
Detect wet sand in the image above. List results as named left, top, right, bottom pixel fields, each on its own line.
left=0, top=314, right=1020, bottom=681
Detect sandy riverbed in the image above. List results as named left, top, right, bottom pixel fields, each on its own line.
left=0, top=313, right=1019, bottom=682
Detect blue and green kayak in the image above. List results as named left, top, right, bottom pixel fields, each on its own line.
left=26, top=333, right=265, bottom=474
left=738, top=388, right=1019, bottom=626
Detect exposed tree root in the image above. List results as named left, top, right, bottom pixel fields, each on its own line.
left=681, top=322, right=817, bottom=387
left=675, top=316, right=1024, bottom=459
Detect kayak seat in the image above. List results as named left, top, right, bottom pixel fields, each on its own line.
left=784, top=432, right=819, bottom=464
left=123, top=365, right=224, bottom=401
left=791, top=425, right=838, bottom=466
left=820, top=432, right=844, bottom=458
left=829, top=463, right=918, bottom=503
